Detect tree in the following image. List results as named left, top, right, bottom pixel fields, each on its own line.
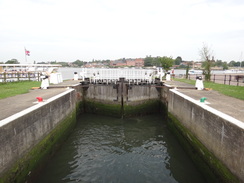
left=215, top=60, right=223, bottom=67
left=5, top=59, right=19, bottom=64
left=174, top=56, right=182, bottom=65
left=185, top=62, right=191, bottom=79
left=228, top=60, right=235, bottom=67
left=152, top=57, right=161, bottom=67
left=144, top=55, right=153, bottom=66
left=158, top=56, right=174, bottom=71
left=72, top=60, right=84, bottom=67
left=222, top=62, right=228, bottom=70
left=199, top=43, right=214, bottom=81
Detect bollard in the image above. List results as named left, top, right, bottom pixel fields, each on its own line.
left=73, top=72, right=78, bottom=80
left=195, top=76, right=204, bottom=90
left=200, top=97, right=207, bottom=103
left=36, top=97, right=43, bottom=102
left=40, top=75, right=49, bottom=89
left=166, top=72, right=171, bottom=81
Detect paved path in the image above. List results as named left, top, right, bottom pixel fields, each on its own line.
left=0, top=80, right=80, bottom=121
left=164, top=80, right=244, bottom=122
left=0, top=80, right=243, bottom=123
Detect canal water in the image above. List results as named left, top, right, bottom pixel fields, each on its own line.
left=36, top=114, right=207, bottom=183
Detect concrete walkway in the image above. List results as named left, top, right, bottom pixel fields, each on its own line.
left=0, top=80, right=243, bottom=123
left=164, top=80, right=244, bottom=122
left=0, top=80, right=80, bottom=121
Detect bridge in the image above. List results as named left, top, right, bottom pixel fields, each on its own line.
left=79, top=68, right=165, bottom=84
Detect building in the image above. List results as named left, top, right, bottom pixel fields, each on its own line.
left=110, top=58, right=144, bottom=67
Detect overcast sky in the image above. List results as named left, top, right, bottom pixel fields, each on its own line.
left=0, top=0, right=244, bottom=63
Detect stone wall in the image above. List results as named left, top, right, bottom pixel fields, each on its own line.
left=166, top=88, right=244, bottom=182
left=84, top=83, right=160, bottom=117
left=0, top=89, right=79, bottom=182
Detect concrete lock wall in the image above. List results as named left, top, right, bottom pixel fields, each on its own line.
left=167, top=89, right=244, bottom=182
left=0, top=89, right=78, bottom=182
left=126, top=85, right=159, bottom=102
left=85, top=83, right=159, bottom=103
left=84, top=83, right=161, bottom=117
left=85, top=84, right=118, bottom=102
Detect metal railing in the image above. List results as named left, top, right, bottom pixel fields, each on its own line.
left=80, top=68, right=163, bottom=84
left=0, top=72, right=41, bottom=82
left=175, top=73, right=244, bottom=86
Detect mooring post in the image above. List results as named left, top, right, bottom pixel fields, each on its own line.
left=119, top=77, right=125, bottom=118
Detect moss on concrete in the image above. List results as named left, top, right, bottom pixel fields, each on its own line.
left=167, top=112, right=239, bottom=183
left=123, top=100, right=160, bottom=118
left=84, top=99, right=161, bottom=118
left=84, top=99, right=122, bottom=118
left=0, top=109, right=78, bottom=183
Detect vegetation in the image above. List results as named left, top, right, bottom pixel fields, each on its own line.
left=185, top=62, right=190, bottom=79
left=199, top=43, right=214, bottom=81
left=159, top=56, right=174, bottom=71
left=144, top=55, right=182, bottom=67
left=174, top=78, right=244, bottom=100
left=5, top=59, right=19, bottom=64
left=174, top=56, right=183, bottom=65
left=0, top=81, right=41, bottom=99
left=1, top=55, right=243, bottom=69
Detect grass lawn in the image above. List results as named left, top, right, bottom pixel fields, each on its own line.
left=0, top=81, right=41, bottom=99
left=174, top=78, right=244, bottom=100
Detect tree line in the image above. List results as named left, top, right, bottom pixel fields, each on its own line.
left=1, top=57, right=243, bottom=69
left=0, top=59, right=110, bottom=67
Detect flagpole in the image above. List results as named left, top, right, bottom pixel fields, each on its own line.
left=24, top=47, right=27, bottom=62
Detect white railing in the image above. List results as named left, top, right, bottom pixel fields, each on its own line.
left=80, top=68, right=165, bottom=84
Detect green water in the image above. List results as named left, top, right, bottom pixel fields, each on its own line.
left=36, top=114, right=208, bottom=183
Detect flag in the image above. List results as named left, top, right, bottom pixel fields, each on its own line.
left=25, top=48, right=30, bottom=56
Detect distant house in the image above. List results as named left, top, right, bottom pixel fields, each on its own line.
left=180, top=61, right=203, bottom=69
left=83, top=62, right=104, bottom=68
left=110, top=58, right=144, bottom=67
left=134, top=58, right=144, bottom=67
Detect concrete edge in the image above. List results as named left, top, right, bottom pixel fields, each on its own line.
left=170, top=89, right=244, bottom=129
left=0, top=88, right=75, bottom=127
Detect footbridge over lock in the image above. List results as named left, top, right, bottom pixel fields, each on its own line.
left=79, top=68, right=165, bottom=84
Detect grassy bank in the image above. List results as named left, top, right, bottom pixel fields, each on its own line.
left=0, top=81, right=41, bottom=99
left=174, top=78, right=244, bottom=100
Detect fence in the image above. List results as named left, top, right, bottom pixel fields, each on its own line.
left=0, top=72, right=41, bottom=82
left=79, top=68, right=163, bottom=84
left=176, top=73, right=244, bottom=86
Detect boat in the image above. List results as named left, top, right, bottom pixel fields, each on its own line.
left=0, top=64, right=63, bottom=83
left=188, top=69, right=203, bottom=75
left=224, top=69, right=244, bottom=74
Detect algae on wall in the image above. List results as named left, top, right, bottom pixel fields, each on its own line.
left=84, top=99, right=122, bottom=118
left=123, top=100, right=161, bottom=118
left=0, top=109, right=78, bottom=183
left=166, top=111, right=239, bottom=183
left=84, top=98, right=161, bottom=118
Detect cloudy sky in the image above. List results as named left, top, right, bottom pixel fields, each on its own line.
left=0, top=0, right=244, bottom=63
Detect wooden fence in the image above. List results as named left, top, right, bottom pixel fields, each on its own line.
left=0, top=72, right=41, bottom=82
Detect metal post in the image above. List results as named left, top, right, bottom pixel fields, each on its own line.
left=4, top=72, right=6, bottom=82
left=237, top=75, right=239, bottom=86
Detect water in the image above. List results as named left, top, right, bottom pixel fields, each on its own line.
left=36, top=114, right=207, bottom=183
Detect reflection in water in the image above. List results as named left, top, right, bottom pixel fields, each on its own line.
left=37, top=114, right=207, bottom=183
